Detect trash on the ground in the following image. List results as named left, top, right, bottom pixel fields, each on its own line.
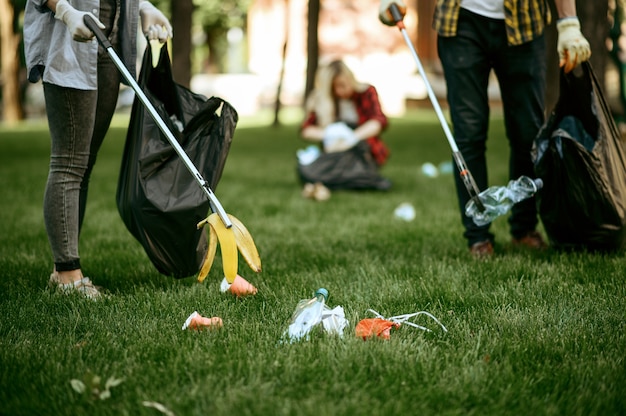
left=297, top=145, right=321, bottom=166
left=356, top=309, right=448, bottom=340
left=355, top=318, right=400, bottom=340
left=438, top=161, right=454, bottom=174
left=283, top=288, right=328, bottom=342
left=394, top=202, right=416, bottom=221
left=465, top=176, right=543, bottom=226
left=421, top=162, right=439, bottom=178
left=282, top=292, right=349, bottom=342
left=70, top=372, right=124, bottom=401
left=142, top=401, right=176, bottom=416
left=182, top=311, right=223, bottom=331
left=220, top=275, right=258, bottom=297
left=321, top=305, right=349, bottom=336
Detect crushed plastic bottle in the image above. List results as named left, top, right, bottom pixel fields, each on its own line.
left=465, top=176, right=543, bottom=226
left=283, top=288, right=328, bottom=342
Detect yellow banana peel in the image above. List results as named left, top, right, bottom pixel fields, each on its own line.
left=196, top=213, right=261, bottom=284
left=228, top=214, right=262, bottom=273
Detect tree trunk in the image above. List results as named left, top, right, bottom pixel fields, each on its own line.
left=170, top=0, right=193, bottom=87
left=0, top=0, right=24, bottom=123
left=205, top=28, right=224, bottom=73
left=273, top=0, right=289, bottom=127
left=304, top=0, right=320, bottom=105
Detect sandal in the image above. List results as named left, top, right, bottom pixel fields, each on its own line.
left=49, top=273, right=102, bottom=299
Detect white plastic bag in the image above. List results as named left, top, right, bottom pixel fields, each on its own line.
left=323, top=122, right=359, bottom=153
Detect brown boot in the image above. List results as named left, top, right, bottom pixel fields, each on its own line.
left=512, top=231, right=548, bottom=250
left=469, top=240, right=494, bottom=258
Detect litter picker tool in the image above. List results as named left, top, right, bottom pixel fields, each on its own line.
left=84, top=15, right=232, bottom=228
left=382, top=3, right=485, bottom=212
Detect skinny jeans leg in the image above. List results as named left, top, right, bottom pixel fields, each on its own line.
left=42, top=1, right=120, bottom=272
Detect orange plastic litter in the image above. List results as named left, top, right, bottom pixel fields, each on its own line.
left=355, top=318, right=400, bottom=340
left=182, top=311, right=223, bottom=331
left=221, top=275, right=258, bottom=297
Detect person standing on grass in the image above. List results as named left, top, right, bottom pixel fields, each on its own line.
left=299, top=59, right=392, bottom=201
left=23, top=0, right=172, bottom=298
left=379, top=0, right=591, bottom=257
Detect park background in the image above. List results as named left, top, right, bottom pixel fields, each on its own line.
left=0, top=2, right=625, bottom=415
left=1, top=0, right=626, bottom=124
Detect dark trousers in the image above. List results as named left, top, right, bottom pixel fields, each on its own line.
left=438, top=8, right=546, bottom=246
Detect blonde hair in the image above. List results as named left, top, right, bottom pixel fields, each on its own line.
left=305, top=60, right=367, bottom=127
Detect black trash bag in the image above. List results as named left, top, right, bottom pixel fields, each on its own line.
left=117, top=43, right=238, bottom=277
left=533, top=62, right=626, bottom=251
left=297, top=141, right=391, bottom=190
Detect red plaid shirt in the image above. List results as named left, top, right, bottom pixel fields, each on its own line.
left=301, top=85, right=390, bottom=165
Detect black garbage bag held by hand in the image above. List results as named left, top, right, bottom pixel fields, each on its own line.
left=533, top=62, right=626, bottom=251
left=117, top=42, right=238, bottom=277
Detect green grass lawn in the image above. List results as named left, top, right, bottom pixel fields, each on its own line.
left=0, top=108, right=624, bottom=416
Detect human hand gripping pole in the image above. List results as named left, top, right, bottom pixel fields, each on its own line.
left=55, top=0, right=105, bottom=41
left=83, top=15, right=230, bottom=229
left=379, top=1, right=485, bottom=212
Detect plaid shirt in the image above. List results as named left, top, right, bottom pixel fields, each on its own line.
left=433, top=0, right=552, bottom=46
left=302, top=85, right=390, bottom=165
left=302, top=85, right=388, bottom=131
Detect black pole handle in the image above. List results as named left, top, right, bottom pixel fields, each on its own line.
left=389, top=3, right=404, bottom=24
left=83, top=14, right=111, bottom=49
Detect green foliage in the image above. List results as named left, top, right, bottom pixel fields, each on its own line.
left=191, top=0, right=251, bottom=72
left=193, top=0, right=251, bottom=29
left=0, top=110, right=625, bottom=415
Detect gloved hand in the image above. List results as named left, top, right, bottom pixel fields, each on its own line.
left=139, top=1, right=173, bottom=43
left=323, top=122, right=359, bottom=153
left=54, top=0, right=105, bottom=42
left=379, top=0, right=406, bottom=26
left=556, top=17, right=591, bottom=73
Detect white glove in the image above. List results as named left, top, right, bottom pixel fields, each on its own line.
left=556, top=17, right=591, bottom=73
left=379, top=0, right=406, bottom=26
left=139, top=1, right=173, bottom=43
left=323, top=122, right=359, bottom=153
left=54, top=0, right=105, bottom=42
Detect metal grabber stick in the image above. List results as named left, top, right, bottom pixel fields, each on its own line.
left=84, top=15, right=233, bottom=228
left=386, top=4, right=485, bottom=212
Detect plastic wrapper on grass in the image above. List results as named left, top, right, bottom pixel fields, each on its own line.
left=356, top=309, right=448, bottom=340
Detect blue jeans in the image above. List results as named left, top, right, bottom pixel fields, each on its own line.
left=438, top=8, right=546, bottom=246
left=43, top=0, right=120, bottom=272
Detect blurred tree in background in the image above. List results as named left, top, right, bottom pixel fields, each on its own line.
left=0, top=0, right=623, bottom=122
left=0, top=0, right=250, bottom=119
left=157, top=0, right=250, bottom=87
left=194, top=0, right=250, bottom=74
left=0, top=0, right=26, bottom=124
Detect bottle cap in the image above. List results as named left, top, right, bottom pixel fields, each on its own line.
left=315, top=288, right=329, bottom=300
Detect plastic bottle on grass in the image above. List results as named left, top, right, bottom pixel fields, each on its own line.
left=284, top=288, right=328, bottom=342
left=465, top=176, right=543, bottom=226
